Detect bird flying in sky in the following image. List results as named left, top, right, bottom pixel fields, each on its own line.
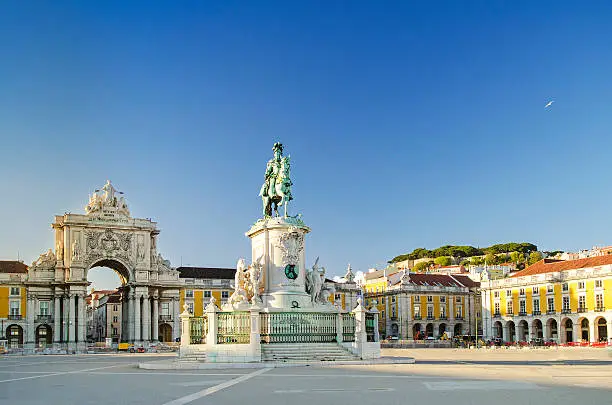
left=545, top=100, right=554, bottom=108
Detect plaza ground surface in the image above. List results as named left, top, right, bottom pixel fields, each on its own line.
left=1, top=348, right=611, bottom=405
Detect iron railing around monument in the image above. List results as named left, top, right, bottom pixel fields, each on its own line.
left=342, top=313, right=356, bottom=342
left=217, top=312, right=250, bottom=344
left=189, top=316, right=208, bottom=344
left=365, top=313, right=376, bottom=342
left=260, top=312, right=337, bottom=343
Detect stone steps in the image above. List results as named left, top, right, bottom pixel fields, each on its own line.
left=261, top=343, right=359, bottom=362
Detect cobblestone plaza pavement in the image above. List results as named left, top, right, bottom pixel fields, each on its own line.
left=1, top=349, right=611, bottom=405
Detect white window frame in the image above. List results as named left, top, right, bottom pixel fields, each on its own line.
left=9, top=300, right=20, bottom=315
left=39, top=301, right=49, bottom=316
left=562, top=296, right=570, bottom=311
left=185, top=289, right=194, bottom=298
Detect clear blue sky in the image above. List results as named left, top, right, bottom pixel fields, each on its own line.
left=1, top=1, right=612, bottom=289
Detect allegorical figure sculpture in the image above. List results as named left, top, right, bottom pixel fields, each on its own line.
left=259, top=142, right=293, bottom=217
left=228, top=259, right=249, bottom=307
left=305, top=257, right=324, bottom=304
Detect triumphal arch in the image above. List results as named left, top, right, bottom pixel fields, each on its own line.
left=26, top=181, right=181, bottom=351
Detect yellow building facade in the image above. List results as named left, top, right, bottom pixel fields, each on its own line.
left=0, top=261, right=28, bottom=348
left=363, top=269, right=480, bottom=339
left=481, top=256, right=612, bottom=343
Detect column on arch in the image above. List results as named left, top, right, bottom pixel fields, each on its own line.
left=172, top=297, right=180, bottom=341
left=25, top=293, right=35, bottom=346
left=588, top=319, right=596, bottom=343
left=69, top=294, right=76, bottom=343
left=77, top=293, right=85, bottom=343
left=128, top=292, right=135, bottom=342
left=62, top=295, right=70, bottom=343
left=152, top=295, right=159, bottom=341
left=142, top=295, right=151, bottom=342
left=53, top=294, right=61, bottom=343
left=134, top=294, right=141, bottom=342
left=573, top=321, right=581, bottom=343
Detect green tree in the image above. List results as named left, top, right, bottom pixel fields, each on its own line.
left=528, top=251, right=543, bottom=265
left=434, top=256, right=452, bottom=266
left=509, top=251, right=525, bottom=264
left=470, top=256, right=485, bottom=266
left=412, top=260, right=433, bottom=273
left=484, top=253, right=497, bottom=265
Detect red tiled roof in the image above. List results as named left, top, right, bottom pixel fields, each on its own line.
left=0, top=261, right=28, bottom=273
left=511, top=255, right=612, bottom=277
left=406, top=273, right=474, bottom=288
left=451, top=274, right=480, bottom=288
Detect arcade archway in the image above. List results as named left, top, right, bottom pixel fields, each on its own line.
left=159, top=324, right=173, bottom=343
left=36, top=325, right=52, bottom=347
left=6, top=324, right=23, bottom=348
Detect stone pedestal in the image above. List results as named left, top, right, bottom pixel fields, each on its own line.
left=246, top=217, right=312, bottom=310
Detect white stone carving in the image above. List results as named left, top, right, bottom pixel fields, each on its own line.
left=85, top=180, right=130, bottom=217
left=305, top=257, right=324, bottom=304
left=31, top=249, right=57, bottom=270
left=277, top=227, right=304, bottom=267
left=56, top=241, right=64, bottom=261
left=72, top=239, right=81, bottom=261
left=83, top=229, right=133, bottom=267
left=248, top=256, right=264, bottom=304
left=136, top=240, right=145, bottom=262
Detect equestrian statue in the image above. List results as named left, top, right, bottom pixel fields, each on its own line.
left=259, top=142, right=293, bottom=217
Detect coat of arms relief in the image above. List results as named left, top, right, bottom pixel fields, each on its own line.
left=276, top=227, right=304, bottom=282
left=83, top=228, right=134, bottom=267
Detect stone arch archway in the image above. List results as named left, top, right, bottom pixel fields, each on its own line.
left=159, top=323, right=173, bottom=343
left=493, top=321, right=503, bottom=338
left=439, top=323, right=447, bottom=337
left=546, top=318, right=558, bottom=340
left=413, top=323, right=422, bottom=339
left=561, top=318, right=573, bottom=343
left=595, top=317, right=607, bottom=342
left=86, top=258, right=132, bottom=285
left=531, top=319, right=543, bottom=340
left=518, top=320, right=529, bottom=341
left=25, top=181, right=183, bottom=352
left=454, top=323, right=463, bottom=336
left=506, top=321, right=516, bottom=342
left=579, top=318, right=589, bottom=341
left=425, top=323, right=434, bottom=338
left=36, top=324, right=52, bottom=347
left=6, top=324, right=23, bottom=348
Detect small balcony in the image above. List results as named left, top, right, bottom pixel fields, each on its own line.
left=561, top=309, right=571, bottom=314
left=36, top=315, right=53, bottom=323
left=455, top=316, right=464, bottom=320
left=577, top=307, right=587, bottom=313
left=493, top=313, right=501, bottom=318
left=439, top=315, right=448, bottom=320
left=547, top=310, right=557, bottom=315
left=413, top=315, right=422, bottom=320
left=159, top=315, right=173, bottom=322
left=8, top=314, right=23, bottom=320
left=426, top=316, right=435, bottom=321
left=595, top=306, right=605, bottom=312
left=532, top=310, right=541, bottom=316
left=518, top=312, right=527, bottom=316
